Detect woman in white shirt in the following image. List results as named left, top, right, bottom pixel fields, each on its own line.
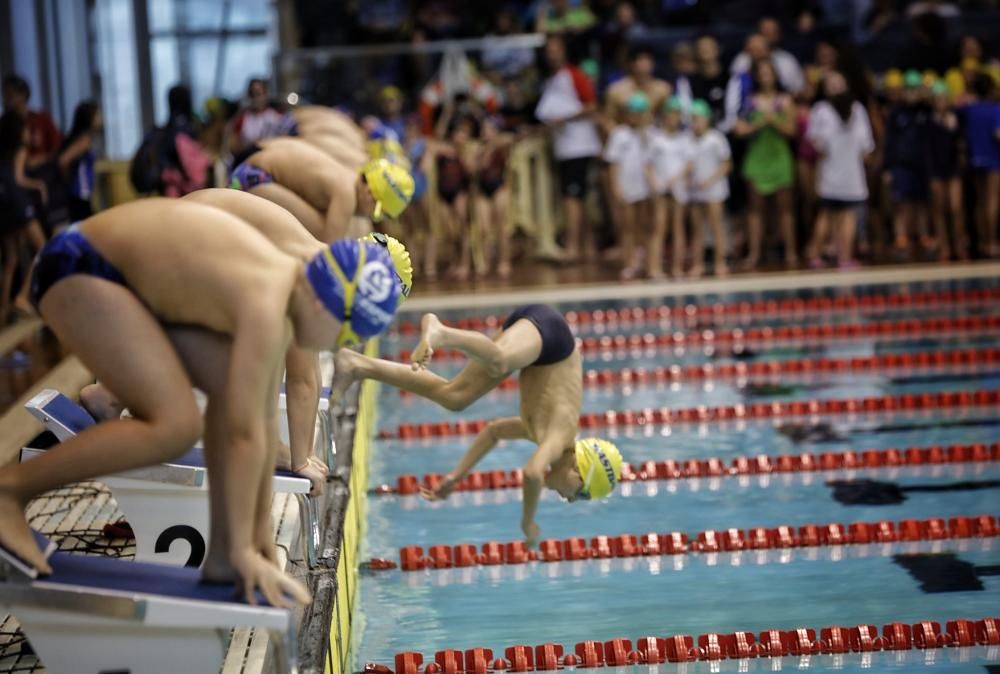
left=804, top=71, right=875, bottom=269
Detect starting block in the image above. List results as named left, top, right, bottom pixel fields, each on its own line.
left=22, top=390, right=321, bottom=569
left=0, top=532, right=298, bottom=674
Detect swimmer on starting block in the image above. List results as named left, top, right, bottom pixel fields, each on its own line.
left=0, top=199, right=401, bottom=606
left=81, top=188, right=414, bottom=496
left=229, top=137, right=414, bottom=242
left=330, top=304, right=623, bottom=546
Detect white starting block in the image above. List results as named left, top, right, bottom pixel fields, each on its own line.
left=0, top=531, right=298, bottom=674
left=22, top=390, right=321, bottom=569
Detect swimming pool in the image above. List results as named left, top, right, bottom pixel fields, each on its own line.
left=352, top=279, right=1000, bottom=673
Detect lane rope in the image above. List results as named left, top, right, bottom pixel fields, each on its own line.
left=397, top=514, right=999, bottom=572
left=374, top=442, right=1000, bottom=496
left=373, top=616, right=1000, bottom=672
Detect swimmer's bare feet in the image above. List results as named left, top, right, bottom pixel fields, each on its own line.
left=688, top=265, right=704, bottom=279
left=411, top=313, right=443, bottom=371
left=329, top=348, right=360, bottom=404
left=201, top=550, right=238, bottom=584
left=497, top=261, right=512, bottom=279
left=0, top=488, right=50, bottom=575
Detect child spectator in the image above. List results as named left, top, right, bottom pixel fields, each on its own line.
left=229, top=79, right=297, bottom=155
left=431, top=109, right=476, bottom=281
left=686, top=99, right=732, bottom=277
left=927, top=80, right=967, bottom=260
left=57, top=101, right=102, bottom=222
left=473, top=116, right=515, bottom=278
left=400, top=115, right=435, bottom=279
left=735, top=58, right=798, bottom=270
left=604, top=92, right=654, bottom=280
left=0, top=111, right=48, bottom=322
left=805, top=71, right=875, bottom=269
left=960, top=73, right=1000, bottom=258
left=648, top=96, right=694, bottom=278
left=884, top=70, right=932, bottom=258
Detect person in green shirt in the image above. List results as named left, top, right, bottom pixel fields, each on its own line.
left=535, top=0, right=596, bottom=34
left=735, top=58, right=798, bottom=270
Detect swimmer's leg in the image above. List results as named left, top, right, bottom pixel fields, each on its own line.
left=249, top=183, right=326, bottom=241
left=0, top=277, right=202, bottom=573
left=332, top=348, right=501, bottom=411
left=411, top=312, right=542, bottom=376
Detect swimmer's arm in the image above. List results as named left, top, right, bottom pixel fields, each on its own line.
left=448, top=417, right=528, bottom=481
left=521, top=438, right=565, bottom=544
left=223, top=305, right=291, bottom=560
left=283, top=346, right=325, bottom=492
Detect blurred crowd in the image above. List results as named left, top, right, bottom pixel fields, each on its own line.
left=3, top=0, right=1000, bottom=321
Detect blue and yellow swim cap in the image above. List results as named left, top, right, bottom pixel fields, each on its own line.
left=574, top=438, right=623, bottom=500
left=305, top=239, right=400, bottom=346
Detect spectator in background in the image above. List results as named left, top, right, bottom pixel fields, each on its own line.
left=57, top=101, right=102, bottom=222
left=535, top=34, right=602, bottom=262
left=805, top=70, right=874, bottom=269
left=690, top=35, right=738, bottom=131
left=200, top=97, right=237, bottom=187
left=736, top=58, right=798, bottom=270
left=160, top=84, right=210, bottom=198
left=0, top=111, right=47, bottom=323
left=648, top=96, right=694, bottom=279
left=400, top=114, right=435, bottom=278
left=605, top=46, right=672, bottom=126
left=499, top=77, right=537, bottom=132
left=379, top=86, right=407, bottom=141
left=927, top=80, right=967, bottom=260
left=961, top=74, right=1000, bottom=258
left=535, top=0, right=596, bottom=35
left=730, top=18, right=805, bottom=95
left=945, top=36, right=1000, bottom=101
left=1, top=75, right=61, bottom=170
left=599, top=1, right=649, bottom=83
left=603, top=91, right=653, bottom=280
left=473, top=116, right=516, bottom=278
left=687, top=99, right=732, bottom=278
left=431, top=111, right=476, bottom=281
left=669, top=42, right=696, bottom=113
left=884, top=71, right=932, bottom=259
left=481, top=8, right=535, bottom=81
left=229, top=79, right=297, bottom=156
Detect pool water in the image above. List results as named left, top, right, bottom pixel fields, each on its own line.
left=353, top=280, right=1000, bottom=672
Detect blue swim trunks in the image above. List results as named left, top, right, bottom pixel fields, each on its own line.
left=501, top=304, right=576, bottom=366
left=30, top=225, right=127, bottom=310
left=229, top=162, right=274, bottom=191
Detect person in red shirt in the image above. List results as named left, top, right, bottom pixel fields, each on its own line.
left=2, top=75, right=62, bottom=169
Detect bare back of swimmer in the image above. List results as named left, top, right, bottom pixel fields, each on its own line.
left=330, top=305, right=622, bottom=547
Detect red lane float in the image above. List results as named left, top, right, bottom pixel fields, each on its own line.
left=388, top=390, right=1000, bottom=440
left=397, top=347, right=1000, bottom=397
left=377, top=442, right=1000, bottom=495
left=391, top=287, right=1000, bottom=336
left=397, top=514, right=999, bottom=571
left=382, top=445, right=965, bottom=496
left=394, top=314, right=1000, bottom=362
left=381, top=616, right=1000, bottom=673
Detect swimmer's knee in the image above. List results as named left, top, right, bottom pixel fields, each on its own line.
left=440, top=388, right=472, bottom=412
left=145, top=404, right=203, bottom=460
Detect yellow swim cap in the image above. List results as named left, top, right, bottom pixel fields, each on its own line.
left=364, top=232, right=412, bottom=300
left=884, top=69, right=903, bottom=90
left=574, top=438, right=623, bottom=500
left=362, top=158, right=415, bottom=221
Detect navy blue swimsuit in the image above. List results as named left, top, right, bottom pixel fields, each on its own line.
left=30, top=225, right=127, bottom=310
left=501, top=304, right=576, bottom=366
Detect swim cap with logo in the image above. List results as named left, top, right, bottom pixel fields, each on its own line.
left=574, top=438, right=623, bottom=500
left=305, top=239, right=400, bottom=345
left=364, top=232, right=412, bottom=301
left=362, top=158, right=415, bottom=221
